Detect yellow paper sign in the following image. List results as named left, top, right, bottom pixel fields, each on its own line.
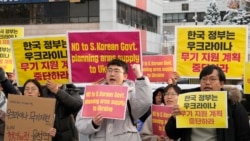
left=244, top=62, right=250, bottom=94
left=11, top=35, right=69, bottom=86
left=177, top=91, right=228, bottom=128
left=0, top=27, right=24, bottom=72
left=176, top=25, right=248, bottom=79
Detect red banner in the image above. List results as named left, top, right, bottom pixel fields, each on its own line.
left=67, top=31, right=141, bottom=83
left=142, top=55, right=173, bottom=82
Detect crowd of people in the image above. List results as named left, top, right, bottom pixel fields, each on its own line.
left=0, top=58, right=250, bottom=141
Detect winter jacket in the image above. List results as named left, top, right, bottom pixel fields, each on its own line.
left=42, top=84, right=83, bottom=141
left=1, top=79, right=18, bottom=98
left=140, top=114, right=171, bottom=141
left=165, top=87, right=250, bottom=141
left=0, top=79, right=19, bottom=141
left=75, top=78, right=152, bottom=141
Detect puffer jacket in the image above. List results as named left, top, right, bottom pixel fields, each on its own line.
left=165, top=87, right=250, bottom=141
left=43, top=84, right=83, bottom=141
left=75, top=77, right=152, bottom=141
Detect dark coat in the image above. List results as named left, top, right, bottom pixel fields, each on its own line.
left=1, top=79, right=18, bottom=98
left=0, top=79, right=19, bottom=141
left=42, top=84, right=83, bottom=141
left=165, top=87, right=250, bottom=141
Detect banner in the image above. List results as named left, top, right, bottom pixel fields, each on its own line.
left=11, top=35, right=69, bottom=86
left=0, top=27, right=24, bottom=72
left=81, top=85, right=128, bottom=119
left=176, top=91, right=228, bottom=128
left=175, top=26, right=248, bottom=79
left=142, top=55, right=173, bottom=82
left=67, top=30, right=141, bottom=83
left=4, top=94, right=56, bottom=141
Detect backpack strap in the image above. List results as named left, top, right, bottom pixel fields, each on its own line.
left=127, top=100, right=136, bottom=126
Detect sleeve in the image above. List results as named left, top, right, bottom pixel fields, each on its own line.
left=140, top=115, right=158, bottom=141
left=165, top=116, right=186, bottom=140
left=55, top=88, right=83, bottom=114
left=232, top=103, right=250, bottom=141
left=129, top=77, right=152, bottom=120
left=1, top=79, right=18, bottom=98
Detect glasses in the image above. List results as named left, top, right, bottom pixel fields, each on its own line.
left=200, top=77, right=219, bottom=83
left=164, top=92, right=178, bottom=97
left=106, top=68, right=124, bottom=74
left=24, top=88, right=38, bottom=92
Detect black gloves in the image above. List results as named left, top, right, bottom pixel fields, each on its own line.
left=0, top=67, right=7, bottom=82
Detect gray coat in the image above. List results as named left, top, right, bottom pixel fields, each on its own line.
left=75, top=78, right=152, bottom=141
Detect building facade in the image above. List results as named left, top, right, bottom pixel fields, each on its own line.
left=162, top=0, right=250, bottom=60
left=0, top=0, right=163, bottom=55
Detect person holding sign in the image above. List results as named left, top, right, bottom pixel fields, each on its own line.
left=140, top=84, right=181, bottom=141
left=165, top=65, right=250, bottom=141
left=137, top=87, right=165, bottom=132
left=43, top=80, right=83, bottom=141
left=75, top=58, right=152, bottom=141
left=0, top=67, right=19, bottom=141
left=22, top=79, right=57, bottom=137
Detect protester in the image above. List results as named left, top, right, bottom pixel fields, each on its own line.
left=0, top=67, right=19, bottom=141
left=75, top=58, right=152, bottom=141
left=22, top=79, right=56, bottom=137
left=137, top=87, right=165, bottom=132
left=140, top=84, right=181, bottom=141
left=42, top=80, right=83, bottom=141
left=0, top=67, right=18, bottom=97
left=165, top=65, right=250, bottom=141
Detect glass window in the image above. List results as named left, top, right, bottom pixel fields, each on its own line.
left=131, top=8, right=136, bottom=26
left=0, top=0, right=100, bottom=25
left=89, top=0, right=99, bottom=17
left=182, top=3, right=189, bottom=11
left=186, top=13, right=195, bottom=22
left=70, top=3, right=88, bottom=17
left=136, top=10, right=142, bottom=28
left=125, top=6, right=131, bottom=25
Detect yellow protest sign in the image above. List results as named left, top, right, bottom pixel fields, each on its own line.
left=244, top=62, right=250, bottom=94
left=176, top=26, right=248, bottom=79
left=0, top=27, right=24, bottom=72
left=177, top=91, right=228, bottom=128
left=11, top=35, right=69, bottom=86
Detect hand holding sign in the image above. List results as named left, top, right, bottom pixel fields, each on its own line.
left=171, top=105, right=182, bottom=118
left=92, top=113, right=104, bottom=127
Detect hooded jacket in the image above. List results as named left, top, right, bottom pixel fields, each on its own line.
left=165, top=87, right=250, bottom=141
left=75, top=77, right=152, bottom=141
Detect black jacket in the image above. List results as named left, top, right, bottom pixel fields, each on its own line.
left=0, top=79, right=19, bottom=141
left=42, top=84, right=83, bottom=141
left=165, top=87, right=250, bottom=141
left=1, top=79, right=18, bottom=98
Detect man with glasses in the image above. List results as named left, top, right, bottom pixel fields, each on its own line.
left=75, top=58, right=152, bottom=141
left=165, top=64, right=250, bottom=141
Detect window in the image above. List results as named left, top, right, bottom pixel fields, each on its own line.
left=0, top=0, right=100, bottom=25
left=117, top=2, right=158, bottom=33
left=182, top=3, right=189, bottom=11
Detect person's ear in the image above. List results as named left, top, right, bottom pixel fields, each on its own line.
left=124, top=73, right=128, bottom=79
